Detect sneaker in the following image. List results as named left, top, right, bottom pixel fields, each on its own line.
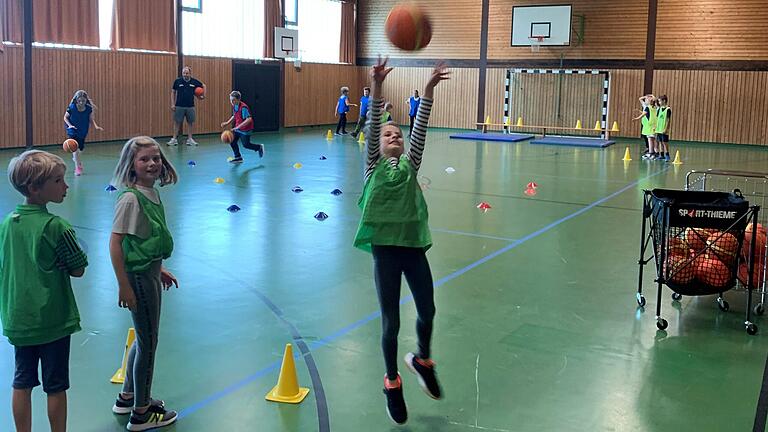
left=334, top=132, right=342, bottom=136
left=74, top=166, right=83, bottom=176
left=665, top=154, right=671, bottom=162
left=229, top=156, right=244, bottom=164
left=383, top=374, right=407, bottom=425
left=126, top=404, right=177, bottom=431
left=257, top=144, right=264, bottom=158
left=167, top=138, right=178, bottom=146
left=186, top=138, right=198, bottom=146
left=112, top=394, right=165, bottom=415
left=641, top=153, right=651, bottom=160
left=404, top=352, right=442, bottom=400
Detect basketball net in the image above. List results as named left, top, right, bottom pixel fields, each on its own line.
left=530, top=37, right=543, bottom=53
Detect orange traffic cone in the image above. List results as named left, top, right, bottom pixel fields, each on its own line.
left=265, top=344, right=310, bottom=404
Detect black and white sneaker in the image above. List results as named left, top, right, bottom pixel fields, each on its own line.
left=112, top=394, right=165, bottom=415
left=383, top=374, right=407, bottom=425
left=126, top=404, right=177, bottom=431
left=404, top=352, right=442, bottom=400
left=229, top=156, right=244, bottom=164
left=257, top=144, right=264, bottom=158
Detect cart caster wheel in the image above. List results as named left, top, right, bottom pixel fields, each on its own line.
left=747, top=323, right=758, bottom=335
left=672, top=293, right=682, bottom=301
left=717, top=298, right=730, bottom=312
left=754, top=303, right=765, bottom=316
left=656, top=317, right=668, bottom=331
left=637, top=293, right=646, bottom=307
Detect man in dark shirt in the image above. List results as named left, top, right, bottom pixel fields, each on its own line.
left=169, top=66, right=206, bottom=146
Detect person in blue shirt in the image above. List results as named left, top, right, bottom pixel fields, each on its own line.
left=63, top=90, right=103, bottom=177
left=334, top=86, right=357, bottom=136
left=352, top=87, right=371, bottom=138
left=406, top=90, right=421, bottom=136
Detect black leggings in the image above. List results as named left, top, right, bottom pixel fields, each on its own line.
left=336, top=113, right=347, bottom=134
left=409, top=116, right=415, bottom=135
left=229, top=131, right=260, bottom=158
left=372, top=245, right=435, bottom=380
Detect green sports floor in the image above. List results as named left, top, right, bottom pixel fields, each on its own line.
left=1, top=128, right=767, bottom=431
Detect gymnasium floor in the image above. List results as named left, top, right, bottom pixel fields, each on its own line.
left=1, top=128, right=767, bottom=431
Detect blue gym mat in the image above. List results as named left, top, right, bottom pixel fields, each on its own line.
left=530, top=137, right=616, bottom=148
left=449, top=132, right=533, bottom=142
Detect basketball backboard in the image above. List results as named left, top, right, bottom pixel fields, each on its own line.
left=274, top=27, right=299, bottom=59
left=511, top=5, right=572, bottom=47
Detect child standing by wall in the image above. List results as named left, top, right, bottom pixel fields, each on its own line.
left=352, top=86, right=371, bottom=138
left=635, top=95, right=658, bottom=160
left=109, top=136, right=179, bottom=431
left=335, top=86, right=357, bottom=135
left=406, top=89, right=421, bottom=136
left=0, top=150, right=88, bottom=432
left=354, top=57, right=449, bottom=425
left=221, top=91, right=264, bottom=164
left=656, top=95, right=672, bottom=161
left=63, top=90, right=103, bottom=176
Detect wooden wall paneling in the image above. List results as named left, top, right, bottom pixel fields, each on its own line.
left=185, top=56, right=233, bottom=135
left=357, top=0, right=482, bottom=60
left=656, top=0, right=768, bottom=61
left=606, top=69, right=644, bottom=139
left=284, top=63, right=368, bottom=127
left=377, top=67, right=478, bottom=129
left=487, top=0, right=649, bottom=61
left=0, top=47, right=26, bottom=149
left=484, top=68, right=507, bottom=127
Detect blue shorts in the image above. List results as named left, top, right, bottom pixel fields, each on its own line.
left=656, top=133, right=670, bottom=142
left=13, top=336, right=71, bottom=394
left=66, top=128, right=86, bottom=151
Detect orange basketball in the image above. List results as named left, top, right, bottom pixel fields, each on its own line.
left=221, top=130, right=234, bottom=143
left=666, top=254, right=695, bottom=285
left=695, top=256, right=731, bottom=288
left=384, top=4, right=432, bottom=51
left=706, top=232, right=739, bottom=265
left=738, top=262, right=766, bottom=288
left=194, top=87, right=205, bottom=97
left=668, top=237, right=689, bottom=258
left=746, top=222, right=766, bottom=236
left=684, top=228, right=714, bottom=253
left=742, top=230, right=767, bottom=261
left=63, top=138, right=78, bottom=153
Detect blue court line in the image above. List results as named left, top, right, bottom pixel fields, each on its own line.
left=431, top=227, right=517, bottom=242
left=177, top=167, right=669, bottom=419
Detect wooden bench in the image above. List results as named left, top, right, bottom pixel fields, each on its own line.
left=475, top=122, right=611, bottom=138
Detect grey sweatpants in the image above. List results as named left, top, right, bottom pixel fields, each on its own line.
left=121, top=260, right=163, bottom=407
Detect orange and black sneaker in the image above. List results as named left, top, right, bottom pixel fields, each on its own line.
left=405, top=352, right=442, bottom=400
left=383, top=374, right=407, bottom=425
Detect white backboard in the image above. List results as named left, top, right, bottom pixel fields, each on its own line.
left=274, top=27, right=299, bottom=59
left=511, top=5, right=572, bottom=46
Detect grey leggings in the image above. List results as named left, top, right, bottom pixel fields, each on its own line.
left=122, top=261, right=163, bottom=407
left=372, top=245, right=435, bottom=380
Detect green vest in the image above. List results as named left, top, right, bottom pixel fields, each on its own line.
left=656, top=106, right=670, bottom=133
left=0, top=205, right=81, bottom=346
left=381, top=112, right=391, bottom=124
left=641, top=106, right=657, bottom=136
left=121, top=188, right=174, bottom=272
left=354, top=156, right=431, bottom=252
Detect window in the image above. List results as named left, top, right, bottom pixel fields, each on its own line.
left=289, top=0, right=340, bottom=63
left=182, top=0, right=202, bottom=13
left=182, top=0, right=264, bottom=59
left=284, top=0, right=297, bottom=25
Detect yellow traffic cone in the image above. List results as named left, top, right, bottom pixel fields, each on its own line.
left=111, top=328, right=136, bottom=384
left=266, top=344, right=310, bottom=404
left=484, top=115, right=491, bottom=125
left=594, top=120, right=601, bottom=130
left=516, top=117, right=523, bottom=127
left=214, top=177, right=225, bottom=184
left=575, top=120, right=582, bottom=129
left=622, top=146, right=632, bottom=162
left=358, top=132, right=365, bottom=143
left=672, top=150, right=683, bottom=165
left=611, top=121, right=620, bottom=132
left=504, top=117, right=511, bottom=126
left=326, top=130, right=333, bottom=140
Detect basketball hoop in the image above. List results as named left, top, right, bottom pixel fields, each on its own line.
left=529, top=37, right=544, bottom=53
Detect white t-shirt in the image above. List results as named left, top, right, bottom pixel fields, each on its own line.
left=112, top=185, right=160, bottom=239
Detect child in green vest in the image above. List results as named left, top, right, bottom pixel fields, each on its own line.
left=0, top=150, right=88, bottom=432
left=354, top=57, right=449, bottom=425
left=109, top=136, right=179, bottom=431
left=656, top=95, right=672, bottom=161
left=635, top=94, right=658, bottom=160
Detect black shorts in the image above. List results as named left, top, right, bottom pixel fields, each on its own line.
left=66, top=129, right=86, bottom=151
left=656, top=133, right=670, bottom=142
left=14, top=336, right=71, bottom=394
